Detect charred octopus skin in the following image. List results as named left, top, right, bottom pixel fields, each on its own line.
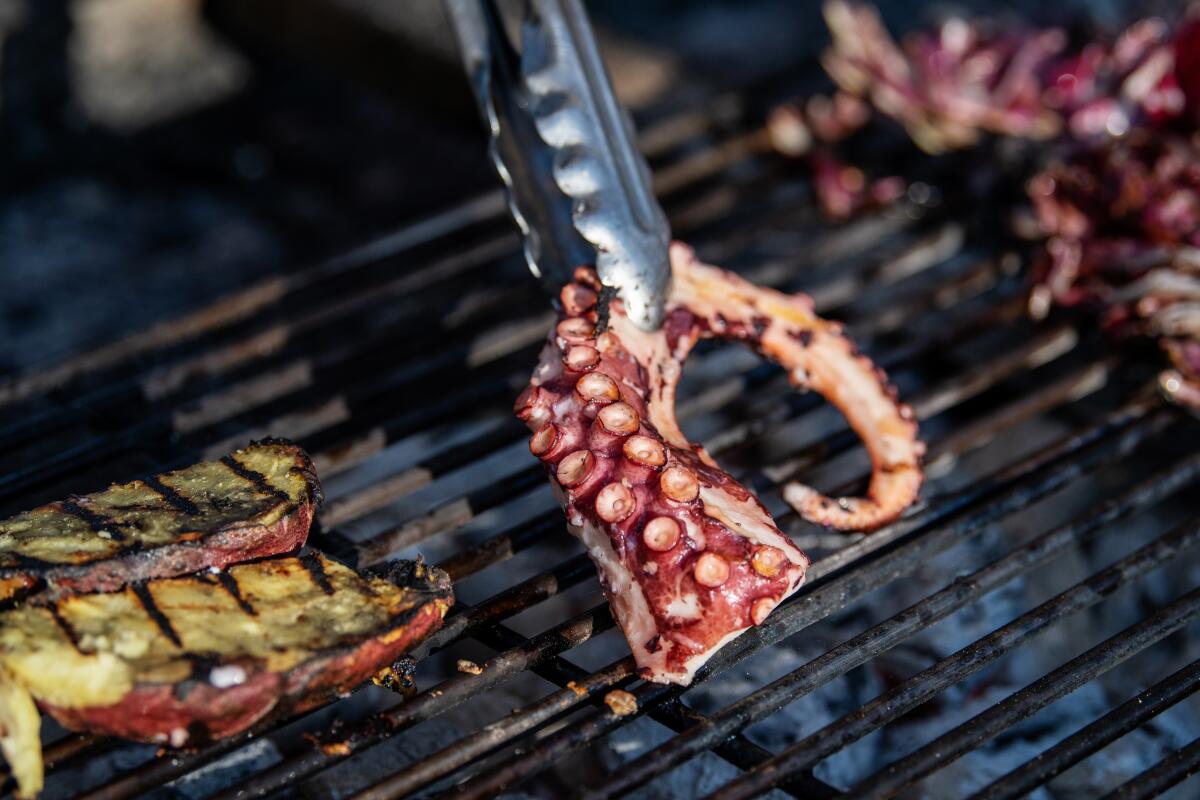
left=517, top=243, right=923, bottom=684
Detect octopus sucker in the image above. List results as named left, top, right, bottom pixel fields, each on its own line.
left=517, top=242, right=922, bottom=684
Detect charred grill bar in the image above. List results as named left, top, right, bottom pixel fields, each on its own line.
left=1, top=65, right=1198, bottom=800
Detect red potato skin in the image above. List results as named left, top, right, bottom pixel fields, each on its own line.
left=283, top=602, right=444, bottom=711
left=43, top=670, right=281, bottom=743
left=39, top=598, right=449, bottom=745
left=43, top=501, right=314, bottom=598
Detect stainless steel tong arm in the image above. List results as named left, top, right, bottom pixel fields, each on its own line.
left=446, top=0, right=671, bottom=330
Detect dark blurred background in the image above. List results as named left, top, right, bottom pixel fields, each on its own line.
left=0, top=0, right=1149, bottom=376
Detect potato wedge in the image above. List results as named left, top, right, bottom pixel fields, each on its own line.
left=0, top=439, right=321, bottom=602
left=0, top=553, right=450, bottom=755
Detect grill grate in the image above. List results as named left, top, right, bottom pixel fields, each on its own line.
left=1, top=78, right=1198, bottom=800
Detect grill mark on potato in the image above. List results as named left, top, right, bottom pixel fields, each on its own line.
left=220, top=456, right=290, bottom=503
left=0, top=588, right=35, bottom=612
left=216, top=571, right=257, bottom=616
left=58, top=499, right=126, bottom=542
left=48, top=603, right=82, bottom=652
left=132, top=582, right=183, bottom=647
left=141, top=475, right=202, bottom=516
left=299, top=552, right=335, bottom=595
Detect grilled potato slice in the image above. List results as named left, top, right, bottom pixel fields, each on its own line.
left=0, top=552, right=450, bottom=784
left=0, top=439, right=321, bottom=602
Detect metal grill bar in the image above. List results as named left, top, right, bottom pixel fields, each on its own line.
left=0, top=208, right=936, bottom=501
left=0, top=736, right=109, bottom=795
left=366, top=456, right=1200, bottom=800
left=392, top=403, right=1175, bottom=800
left=344, top=297, right=1061, bottom=573
left=54, top=363, right=1159, bottom=800
left=701, top=535, right=1200, bottom=800
left=0, top=230, right=518, bottom=446
left=452, top=614, right=840, bottom=800
left=967, top=661, right=1200, bottom=800
left=0, top=102, right=741, bottom=417
left=586, top=452, right=1200, bottom=799
left=213, top=585, right=835, bottom=800
left=0, top=117, right=772, bottom=501
left=273, top=238, right=1013, bottom=575
left=68, top=737, right=250, bottom=800
left=1099, top=736, right=1200, bottom=800
left=0, top=191, right=511, bottom=412
left=0, top=204, right=926, bottom=516
left=643, top=706, right=838, bottom=800
left=4, top=268, right=1180, bottom=800
left=0, top=209, right=959, bottom=526
left=845, top=555, right=1200, bottom=798
left=422, top=256, right=1014, bottom=519
left=220, top=367, right=1147, bottom=796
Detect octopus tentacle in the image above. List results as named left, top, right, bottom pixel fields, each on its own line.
left=612, top=242, right=923, bottom=531
left=516, top=242, right=922, bottom=684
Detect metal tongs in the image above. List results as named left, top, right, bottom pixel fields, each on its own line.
left=446, top=0, right=671, bottom=331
